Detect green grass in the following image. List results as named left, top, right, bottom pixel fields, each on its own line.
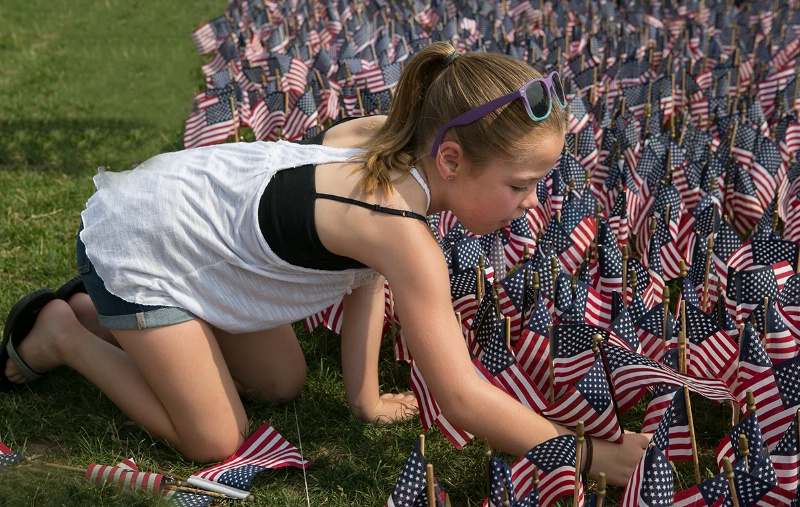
left=0, top=1, right=737, bottom=505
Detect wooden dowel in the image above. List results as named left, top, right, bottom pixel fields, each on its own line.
left=684, top=386, right=701, bottom=484
left=426, top=464, right=436, bottom=507
left=590, top=472, right=604, bottom=504
left=549, top=324, right=555, bottom=404
left=573, top=421, right=584, bottom=507
left=722, top=457, right=741, bottom=507
left=701, top=237, right=714, bottom=311
left=739, top=433, right=750, bottom=473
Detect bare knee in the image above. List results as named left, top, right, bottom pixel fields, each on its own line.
left=177, top=424, right=246, bottom=463
left=242, top=361, right=307, bottom=404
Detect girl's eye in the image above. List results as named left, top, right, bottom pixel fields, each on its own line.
left=511, top=186, right=529, bottom=193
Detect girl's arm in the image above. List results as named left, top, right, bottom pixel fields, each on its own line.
left=362, top=220, right=649, bottom=486
left=340, top=275, right=418, bottom=424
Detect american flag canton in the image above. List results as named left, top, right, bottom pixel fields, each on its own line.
left=450, top=237, right=482, bottom=275
left=0, top=442, right=23, bottom=468
left=475, top=316, right=515, bottom=376
left=729, top=265, right=779, bottom=308
left=202, top=101, right=234, bottom=133
left=713, top=220, right=744, bottom=263
left=653, top=184, right=683, bottom=225
left=540, top=215, right=574, bottom=256
left=525, top=289, right=552, bottom=334
left=499, top=262, right=535, bottom=315
left=691, top=195, right=720, bottom=237
left=636, top=445, right=674, bottom=507
left=738, top=322, right=772, bottom=370
left=608, top=303, right=639, bottom=352
left=386, top=439, right=440, bottom=507
left=751, top=240, right=799, bottom=268
left=730, top=466, right=788, bottom=507
left=164, top=490, right=215, bottom=507
left=521, top=434, right=577, bottom=479
left=772, top=356, right=800, bottom=411
left=720, top=412, right=766, bottom=472
left=574, top=358, right=615, bottom=415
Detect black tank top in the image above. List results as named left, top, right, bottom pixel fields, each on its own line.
left=258, top=119, right=427, bottom=270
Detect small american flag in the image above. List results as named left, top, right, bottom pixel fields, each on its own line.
left=188, top=421, right=310, bottom=500
left=511, top=434, right=583, bottom=506
left=385, top=438, right=446, bottom=507
left=621, top=444, right=674, bottom=507
left=0, top=442, right=23, bottom=468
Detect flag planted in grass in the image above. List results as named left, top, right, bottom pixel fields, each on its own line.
left=0, top=442, right=23, bottom=467
left=187, top=421, right=310, bottom=500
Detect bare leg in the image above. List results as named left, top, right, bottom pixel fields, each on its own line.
left=5, top=299, right=247, bottom=462
left=214, top=324, right=307, bottom=404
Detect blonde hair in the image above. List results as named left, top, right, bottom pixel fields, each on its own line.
left=356, top=42, right=566, bottom=194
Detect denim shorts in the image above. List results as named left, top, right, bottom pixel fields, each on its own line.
left=76, top=226, right=196, bottom=330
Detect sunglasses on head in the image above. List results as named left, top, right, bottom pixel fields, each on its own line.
left=430, top=71, right=566, bottom=158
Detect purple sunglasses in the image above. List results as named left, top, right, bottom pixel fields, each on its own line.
left=430, top=71, right=566, bottom=157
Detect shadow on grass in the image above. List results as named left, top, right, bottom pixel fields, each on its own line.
left=0, top=119, right=186, bottom=174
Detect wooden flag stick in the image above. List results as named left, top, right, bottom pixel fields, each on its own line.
left=591, top=333, right=603, bottom=358
left=595, top=472, right=606, bottom=503
left=662, top=284, right=671, bottom=356
left=722, top=457, right=741, bottom=507
left=520, top=268, right=530, bottom=341
left=573, top=421, right=584, bottom=507
left=678, top=318, right=687, bottom=375
left=683, top=386, right=701, bottom=484
left=763, top=296, right=770, bottom=348
left=701, top=237, right=714, bottom=312
left=739, top=433, right=750, bottom=473
left=426, top=464, right=436, bottom=507
left=229, top=95, right=240, bottom=143
left=746, top=390, right=757, bottom=414
left=549, top=324, right=555, bottom=404
left=505, top=317, right=512, bottom=350
left=419, top=434, right=426, bottom=458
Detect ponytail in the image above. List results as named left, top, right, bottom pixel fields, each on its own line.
left=355, top=42, right=455, bottom=194
left=355, top=42, right=566, bottom=195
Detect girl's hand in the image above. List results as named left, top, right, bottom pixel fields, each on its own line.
left=369, top=391, right=419, bottom=425
left=590, top=432, right=652, bottom=487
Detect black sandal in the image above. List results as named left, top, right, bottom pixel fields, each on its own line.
left=1, top=288, right=58, bottom=391
left=55, top=276, right=86, bottom=301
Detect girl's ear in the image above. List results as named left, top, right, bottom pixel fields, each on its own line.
left=434, top=140, right=463, bottom=181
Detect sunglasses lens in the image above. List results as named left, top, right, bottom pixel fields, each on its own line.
left=526, top=81, right=549, bottom=118
left=551, top=74, right=566, bottom=105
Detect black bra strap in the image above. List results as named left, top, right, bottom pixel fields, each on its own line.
left=314, top=192, right=428, bottom=223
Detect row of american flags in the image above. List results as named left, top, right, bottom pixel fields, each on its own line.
left=0, top=422, right=309, bottom=505
left=182, top=0, right=800, bottom=504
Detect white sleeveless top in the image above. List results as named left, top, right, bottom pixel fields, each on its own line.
left=80, top=140, right=429, bottom=333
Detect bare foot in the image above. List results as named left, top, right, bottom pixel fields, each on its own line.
left=371, top=391, right=419, bottom=425
left=4, top=299, right=79, bottom=384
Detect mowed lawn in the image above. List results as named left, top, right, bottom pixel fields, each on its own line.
left=0, top=1, right=732, bottom=506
